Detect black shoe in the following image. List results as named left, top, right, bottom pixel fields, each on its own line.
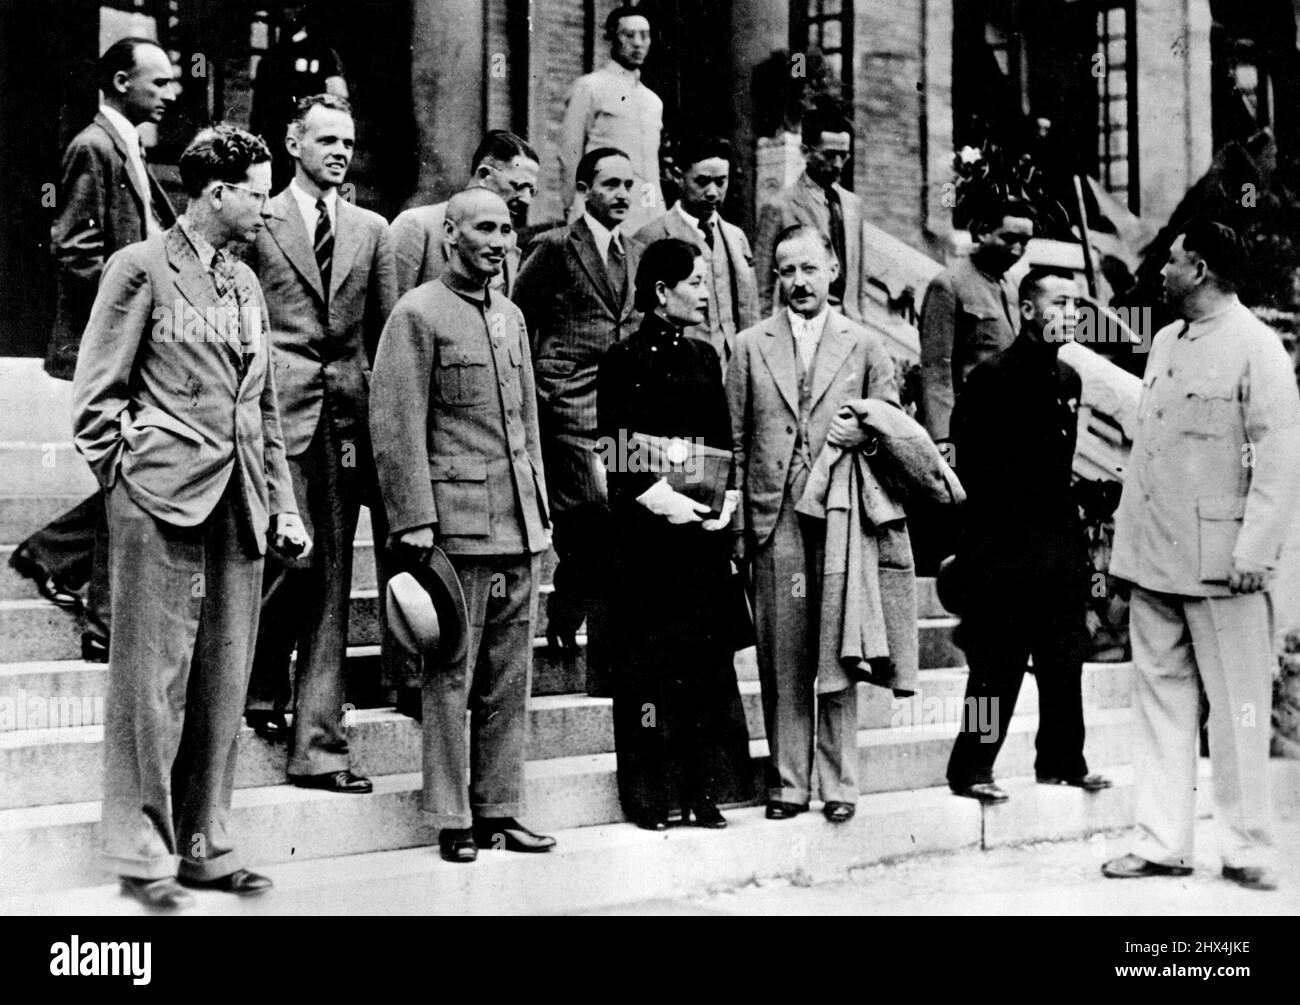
left=950, top=782, right=1009, bottom=803
left=81, top=634, right=109, bottom=663
left=765, top=801, right=809, bottom=820
left=10, top=546, right=81, bottom=609
left=288, top=770, right=373, bottom=794
left=439, top=827, right=478, bottom=863
left=1037, top=772, right=1113, bottom=792
left=473, top=817, right=557, bottom=852
left=823, top=800, right=856, bottom=823
left=1222, top=865, right=1278, bottom=891
left=1101, top=854, right=1193, bottom=879
left=546, top=627, right=579, bottom=654
left=179, top=868, right=273, bottom=896
left=245, top=710, right=289, bottom=742
left=120, top=876, right=194, bottom=910
left=687, top=803, right=727, bottom=829
left=394, top=686, right=422, bottom=723
left=633, top=816, right=669, bottom=832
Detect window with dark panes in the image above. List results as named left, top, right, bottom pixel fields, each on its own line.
left=791, top=0, right=853, bottom=103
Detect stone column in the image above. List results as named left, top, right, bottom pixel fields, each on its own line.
left=727, top=0, right=788, bottom=235
left=407, top=0, right=485, bottom=207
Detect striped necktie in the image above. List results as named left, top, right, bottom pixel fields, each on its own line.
left=314, top=197, right=333, bottom=296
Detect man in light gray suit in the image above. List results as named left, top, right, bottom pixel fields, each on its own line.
left=389, top=130, right=539, bottom=298
left=72, top=125, right=309, bottom=910
left=629, top=134, right=758, bottom=374
left=753, top=105, right=867, bottom=325
left=243, top=94, right=397, bottom=791
left=727, top=225, right=899, bottom=824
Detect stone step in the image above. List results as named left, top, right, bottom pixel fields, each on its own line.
left=0, top=706, right=1137, bottom=894
left=0, top=496, right=92, bottom=547
left=0, top=663, right=1134, bottom=809
left=0, top=446, right=98, bottom=500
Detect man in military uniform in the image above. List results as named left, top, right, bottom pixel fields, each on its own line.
left=944, top=268, right=1111, bottom=803
left=1104, top=222, right=1300, bottom=891
left=370, top=189, right=555, bottom=864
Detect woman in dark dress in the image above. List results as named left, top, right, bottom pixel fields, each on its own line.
left=596, top=238, right=753, bottom=831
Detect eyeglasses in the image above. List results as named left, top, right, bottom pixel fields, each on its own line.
left=214, top=182, right=271, bottom=203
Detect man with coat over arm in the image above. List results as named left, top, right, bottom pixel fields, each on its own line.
left=370, top=188, right=556, bottom=864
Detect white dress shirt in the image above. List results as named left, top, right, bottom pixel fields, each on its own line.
left=99, top=103, right=157, bottom=236
left=582, top=211, right=624, bottom=267
left=289, top=179, right=338, bottom=237
left=787, top=305, right=830, bottom=372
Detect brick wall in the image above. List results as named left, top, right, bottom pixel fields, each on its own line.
left=529, top=0, right=595, bottom=226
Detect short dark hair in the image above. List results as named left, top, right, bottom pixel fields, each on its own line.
left=675, top=134, right=733, bottom=172
left=1018, top=266, right=1076, bottom=305
left=97, top=37, right=165, bottom=95
left=634, top=237, right=701, bottom=313
left=773, top=223, right=835, bottom=262
left=1181, top=219, right=1242, bottom=291
left=801, top=105, right=853, bottom=149
left=289, top=93, right=353, bottom=133
left=605, top=4, right=650, bottom=39
left=576, top=146, right=630, bottom=188
left=179, top=124, right=272, bottom=198
left=471, top=130, right=539, bottom=171
left=970, top=196, right=1036, bottom=235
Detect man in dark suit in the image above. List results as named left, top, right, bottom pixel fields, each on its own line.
left=944, top=268, right=1111, bottom=803
left=389, top=130, right=539, bottom=299
left=11, top=38, right=177, bottom=661
left=371, top=189, right=555, bottom=864
left=753, top=105, right=866, bottom=325
left=513, top=148, right=640, bottom=689
left=71, top=125, right=310, bottom=910
left=629, top=134, right=758, bottom=375
left=728, top=225, right=900, bottom=824
left=242, top=94, right=397, bottom=791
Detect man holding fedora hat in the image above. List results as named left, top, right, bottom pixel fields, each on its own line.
left=370, top=188, right=555, bottom=864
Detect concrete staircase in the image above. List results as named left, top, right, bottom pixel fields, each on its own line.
left=0, top=356, right=1150, bottom=909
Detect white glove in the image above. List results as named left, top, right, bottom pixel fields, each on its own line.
left=637, top=478, right=709, bottom=524
left=702, top=489, right=740, bottom=532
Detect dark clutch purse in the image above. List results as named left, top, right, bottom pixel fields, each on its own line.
left=629, top=433, right=732, bottom=518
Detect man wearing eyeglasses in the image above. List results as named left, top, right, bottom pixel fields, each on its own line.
left=72, top=125, right=309, bottom=909
left=918, top=198, right=1036, bottom=456
left=390, top=130, right=540, bottom=300
left=242, top=94, right=398, bottom=792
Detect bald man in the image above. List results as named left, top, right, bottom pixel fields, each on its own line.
left=370, top=189, right=555, bottom=864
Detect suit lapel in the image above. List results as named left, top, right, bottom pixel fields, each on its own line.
left=758, top=311, right=800, bottom=418
left=808, top=313, right=854, bottom=412
left=791, top=173, right=828, bottom=232
left=165, top=227, right=244, bottom=371
left=93, top=113, right=147, bottom=219
left=266, top=189, right=326, bottom=304
left=569, top=218, right=619, bottom=316
left=663, top=208, right=704, bottom=250
left=329, top=198, right=362, bottom=302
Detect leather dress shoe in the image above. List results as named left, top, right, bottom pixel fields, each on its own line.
left=1222, top=865, right=1278, bottom=891
left=120, top=876, right=194, bottom=910
left=686, top=803, right=727, bottom=829
left=9, top=547, right=81, bottom=609
left=473, top=817, right=557, bottom=852
left=823, top=801, right=856, bottom=823
left=288, top=769, right=373, bottom=794
left=1101, top=853, right=1193, bottom=879
left=439, top=828, right=478, bottom=863
left=634, top=816, right=669, bottom=832
left=765, top=801, right=809, bottom=820
left=81, top=634, right=109, bottom=663
left=950, top=782, right=1009, bottom=803
left=179, top=868, right=273, bottom=896
left=245, top=710, right=289, bottom=742
left=1038, top=772, right=1113, bottom=792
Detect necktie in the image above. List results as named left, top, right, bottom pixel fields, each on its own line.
left=211, top=252, right=245, bottom=370
left=608, top=236, right=627, bottom=305
left=823, top=184, right=847, bottom=303
left=701, top=216, right=715, bottom=251
left=314, top=197, right=333, bottom=296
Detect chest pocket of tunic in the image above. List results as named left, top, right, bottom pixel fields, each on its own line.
left=436, top=346, right=492, bottom=407
left=1181, top=378, right=1236, bottom=438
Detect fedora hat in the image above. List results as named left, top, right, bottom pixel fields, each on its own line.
left=386, top=546, right=470, bottom=665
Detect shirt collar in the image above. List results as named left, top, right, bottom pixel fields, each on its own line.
left=675, top=202, right=716, bottom=237
left=289, top=179, right=337, bottom=225
left=787, top=305, right=830, bottom=339
left=583, top=212, right=621, bottom=260
left=99, top=104, right=141, bottom=157
left=603, top=59, right=641, bottom=84
left=441, top=266, right=492, bottom=305
left=177, top=216, right=220, bottom=272
left=1183, top=296, right=1242, bottom=339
